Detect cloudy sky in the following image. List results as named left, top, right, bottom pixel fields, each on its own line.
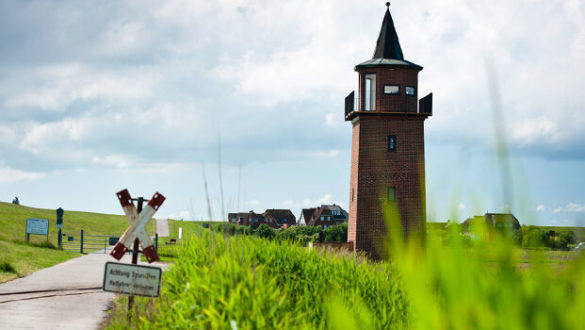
left=1, top=0, right=584, bottom=226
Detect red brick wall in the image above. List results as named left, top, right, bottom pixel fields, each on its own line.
left=358, top=67, right=419, bottom=113
left=349, top=66, right=427, bottom=259
left=348, top=118, right=360, bottom=248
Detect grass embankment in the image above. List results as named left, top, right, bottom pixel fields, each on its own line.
left=108, top=228, right=585, bottom=329
left=0, top=201, right=154, bottom=282
left=138, top=219, right=204, bottom=262
left=0, top=240, right=75, bottom=282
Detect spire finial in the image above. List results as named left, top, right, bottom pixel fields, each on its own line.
left=386, top=2, right=390, bottom=9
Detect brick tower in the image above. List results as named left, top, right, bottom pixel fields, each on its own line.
left=345, top=3, right=432, bottom=259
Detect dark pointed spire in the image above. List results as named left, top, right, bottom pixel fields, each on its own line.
left=373, top=2, right=404, bottom=60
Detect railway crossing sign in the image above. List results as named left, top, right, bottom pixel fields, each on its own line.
left=110, top=189, right=165, bottom=263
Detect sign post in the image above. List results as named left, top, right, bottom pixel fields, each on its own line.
left=106, top=188, right=165, bottom=322
left=56, top=208, right=64, bottom=248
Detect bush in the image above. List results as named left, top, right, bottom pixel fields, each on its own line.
left=323, top=223, right=348, bottom=242
left=212, top=223, right=239, bottom=235
left=275, top=226, right=320, bottom=245
left=0, top=261, right=16, bottom=273
left=254, top=224, right=276, bottom=239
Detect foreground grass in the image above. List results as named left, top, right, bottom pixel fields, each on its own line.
left=107, top=227, right=585, bottom=329
left=108, top=232, right=407, bottom=329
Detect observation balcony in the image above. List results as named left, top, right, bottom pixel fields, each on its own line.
left=344, top=91, right=432, bottom=121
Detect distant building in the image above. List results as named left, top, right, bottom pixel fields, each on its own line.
left=298, top=208, right=316, bottom=226
left=298, top=204, right=348, bottom=230
left=264, top=209, right=296, bottom=227
left=228, top=209, right=295, bottom=229
left=461, top=213, right=521, bottom=231
left=228, top=211, right=274, bottom=229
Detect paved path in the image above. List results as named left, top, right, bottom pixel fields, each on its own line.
left=0, top=250, right=165, bottom=330
left=156, top=218, right=169, bottom=237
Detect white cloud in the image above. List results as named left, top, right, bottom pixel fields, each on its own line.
left=536, top=205, right=545, bottom=212
left=248, top=199, right=260, bottom=206
left=458, top=203, right=466, bottom=210
left=553, top=203, right=585, bottom=213
left=311, top=150, right=340, bottom=159
left=0, top=166, right=45, bottom=184
left=91, top=155, right=133, bottom=169
left=325, top=113, right=336, bottom=126
left=0, top=0, right=584, bottom=224
left=279, top=194, right=335, bottom=210
left=0, top=125, right=17, bottom=147
left=167, top=210, right=191, bottom=220
left=566, top=203, right=585, bottom=213
left=315, top=194, right=332, bottom=205
left=4, top=63, right=156, bottom=111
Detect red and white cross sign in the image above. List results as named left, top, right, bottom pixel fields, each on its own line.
left=110, top=189, right=165, bottom=263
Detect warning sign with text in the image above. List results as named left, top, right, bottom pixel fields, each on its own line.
left=102, top=262, right=162, bottom=297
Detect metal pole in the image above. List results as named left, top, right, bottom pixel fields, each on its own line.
left=80, top=230, right=84, bottom=254
left=155, top=233, right=158, bottom=253
left=58, top=229, right=62, bottom=249
left=128, top=197, right=144, bottom=321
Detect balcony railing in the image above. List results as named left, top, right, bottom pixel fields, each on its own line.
left=344, top=91, right=432, bottom=119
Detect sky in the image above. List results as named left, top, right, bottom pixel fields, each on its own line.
left=1, top=0, right=584, bottom=226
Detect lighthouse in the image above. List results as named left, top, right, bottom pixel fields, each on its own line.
left=345, top=3, right=432, bottom=259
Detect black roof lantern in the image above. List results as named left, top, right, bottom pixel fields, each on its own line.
left=373, top=2, right=404, bottom=60
left=355, top=3, right=422, bottom=70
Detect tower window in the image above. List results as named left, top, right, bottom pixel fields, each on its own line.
left=388, top=187, right=396, bottom=201
left=364, top=74, right=376, bottom=111
left=383, top=84, right=400, bottom=95
left=406, top=86, right=415, bottom=96
left=387, top=135, right=396, bottom=151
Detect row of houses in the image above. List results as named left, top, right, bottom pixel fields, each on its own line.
left=228, top=204, right=349, bottom=230
left=298, top=204, right=348, bottom=229
left=228, top=209, right=297, bottom=229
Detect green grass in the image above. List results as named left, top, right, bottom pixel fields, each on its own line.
left=0, top=201, right=156, bottom=282
left=106, top=224, right=585, bottom=329
left=164, top=219, right=205, bottom=241
left=152, top=220, right=205, bottom=259
left=0, top=240, right=80, bottom=282
left=108, top=232, right=407, bottom=329
left=0, top=201, right=134, bottom=244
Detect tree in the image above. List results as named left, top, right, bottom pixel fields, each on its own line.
left=254, top=224, right=275, bottom=239
left=522, top=226, right=545, bottom=248
left=559, top=231, right=576, bottom=250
